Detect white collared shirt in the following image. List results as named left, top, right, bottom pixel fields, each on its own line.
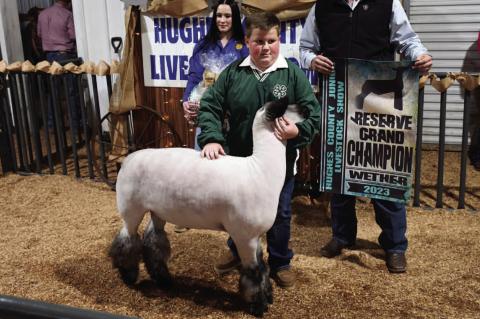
left=239, top=54, right=289, bottom=75
left=347, top=0, right=361, bottom=10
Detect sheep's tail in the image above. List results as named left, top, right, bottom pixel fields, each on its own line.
left=116, top=150, right=148, bottom=235
left=119, top=150, right=142, bottom=170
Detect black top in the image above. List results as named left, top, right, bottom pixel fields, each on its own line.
left=315, top=0, right=394, bottom=61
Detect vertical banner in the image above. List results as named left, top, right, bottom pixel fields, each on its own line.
left=319, top=59, right=419, bottom=203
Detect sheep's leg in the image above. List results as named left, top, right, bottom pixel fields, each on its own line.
left=235, top=237, right=271, bottom=317
left=143, top=213, right=172, bottom=288
left=246, top=244, right=273, bottom=305
left=109, top=209, right=145, bottom=286
left=257, top=247, right=273, bottom=305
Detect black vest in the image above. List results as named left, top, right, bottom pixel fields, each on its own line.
left=315, top=0, right=394, bottom=61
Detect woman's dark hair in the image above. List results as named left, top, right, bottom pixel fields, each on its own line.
left=197, top=0, right=244, bottom=52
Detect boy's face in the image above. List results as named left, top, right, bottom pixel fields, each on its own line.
left=246, top=27, right=280, bottom=71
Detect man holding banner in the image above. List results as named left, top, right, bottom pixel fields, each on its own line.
left=300, top=0, right=432, bottom=273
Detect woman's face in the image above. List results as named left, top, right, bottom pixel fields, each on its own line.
left=216, top=4, right=233, bottom=35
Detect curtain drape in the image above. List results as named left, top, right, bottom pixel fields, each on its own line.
left=17, top=0, right=53, bottom=13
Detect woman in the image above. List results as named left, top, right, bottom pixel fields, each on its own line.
left=182, top=0, right=248, bottom=127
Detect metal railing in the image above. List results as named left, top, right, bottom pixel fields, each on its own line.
left=413, top=72, right=478, bottom=209
left=0, top=69, right=111, bottom=180
left=0, top=70, right=479, bottom=209
left=0, top=294, right=137, bottom=319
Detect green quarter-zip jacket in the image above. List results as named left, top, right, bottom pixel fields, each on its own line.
left=198, top=55, right=321, bottom=177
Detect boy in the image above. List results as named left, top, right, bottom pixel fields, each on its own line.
left=198, top=12, right=320, bottom=288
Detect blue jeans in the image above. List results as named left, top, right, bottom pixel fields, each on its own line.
left=194, top=127, right=201, bottom=151
left=330, top=193, right=408, bottom=252
left=468, top=88, right=480, bottom=165
left=46, top=52, right=81, bottom=133
left=227, top=176, right=295, bottom=272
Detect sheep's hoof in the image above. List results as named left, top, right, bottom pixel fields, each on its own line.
left=109, top=232, right=142, bottom=286
left=240, top=263, right=271, bottom=317
left=249, top=299, right=268, bottom=318
left=118, top=266, right=139, bottom=286
left=143, top=240, right=173, bottom=289
left=149, top=265, right=173, bottom=289
left=244, top=276, right=270, bottom=317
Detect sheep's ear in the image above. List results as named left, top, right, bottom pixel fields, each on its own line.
left=264, top=97, right=289, bottom=121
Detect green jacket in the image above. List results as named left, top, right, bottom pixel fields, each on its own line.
left=198, top=58, right=321, bottom=176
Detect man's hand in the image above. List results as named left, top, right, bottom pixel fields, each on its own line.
left=273, top=116, right=299, bottom=141
left=310, top=54, right=334, bottom=75
left=201, top=143, right=226, bottom=160
left=413, top=54, right=432, bottom=75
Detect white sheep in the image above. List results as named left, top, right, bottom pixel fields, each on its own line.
left=109, top=98, right=303, bottom=316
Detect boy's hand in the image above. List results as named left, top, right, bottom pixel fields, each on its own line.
left=413, top=54, right=432, bottom=75
left=201, top=143, right=226, bottom=160
left=274, top=116, right=299, bottom=141
left=310, top=54, right=334, bottom=75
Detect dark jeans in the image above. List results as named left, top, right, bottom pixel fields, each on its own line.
left=330, top=193, right=408, bottom=252
left=469, top=126, right=480, bottom=164
left=46, top=52, right=81, bottom=133
left=227, top=176, right=295, bottom=272
left=468, top=88, right=480, bottom=166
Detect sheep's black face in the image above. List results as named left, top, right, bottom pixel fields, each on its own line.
left=264, top=97, right=289, bottom=121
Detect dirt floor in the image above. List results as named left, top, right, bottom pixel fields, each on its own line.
left=1, top=150, right=480, bottom=318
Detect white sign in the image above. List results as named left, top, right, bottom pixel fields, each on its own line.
left=141, top=14, right=318, bottom=87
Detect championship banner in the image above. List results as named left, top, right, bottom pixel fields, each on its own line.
left=140, top=14, right=318, bottom=87
left=318, top=59, right=419, bottom=203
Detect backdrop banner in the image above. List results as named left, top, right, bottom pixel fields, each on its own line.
left=140, top=14, right=318, bottom=88
left=318, top=59, right=419, bottom=203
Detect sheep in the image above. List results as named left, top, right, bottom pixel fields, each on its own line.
left=109, top=97, right=304, bottom=317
